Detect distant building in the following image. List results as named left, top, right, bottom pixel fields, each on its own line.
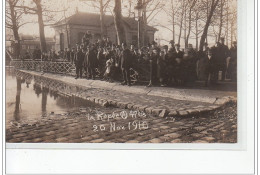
left=19, top=35, right=55, bottom=55
left=52, top=12, right=157, bottom=51
left=6, top=28, right=14, bottom=52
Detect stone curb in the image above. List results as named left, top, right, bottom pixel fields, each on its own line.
left=18, top=70, right=237, bottom=118
left=19, top=70, right=236, bottom=104
left=77, top=95, right=236, bottom=118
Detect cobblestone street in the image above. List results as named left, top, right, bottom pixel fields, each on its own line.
left=6, top=70, right=237, bottom=143
left=6, top=102, right=237, bottom=143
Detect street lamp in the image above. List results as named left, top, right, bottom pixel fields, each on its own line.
left=135, top=0, right=143, bottom=49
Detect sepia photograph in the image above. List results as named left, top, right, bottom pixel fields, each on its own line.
left=5, top=0, right=238, bottom=144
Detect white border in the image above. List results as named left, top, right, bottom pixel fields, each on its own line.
left=2, top=0, right=256, bottom=174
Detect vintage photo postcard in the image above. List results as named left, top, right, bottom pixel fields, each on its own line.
left=5, top=0, right=239, bottom=146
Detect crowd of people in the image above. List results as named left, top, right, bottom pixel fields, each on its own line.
left=23, top=31, right=237, bottom=87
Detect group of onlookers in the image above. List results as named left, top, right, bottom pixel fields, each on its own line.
left=21, top=31, right=237, bottom=87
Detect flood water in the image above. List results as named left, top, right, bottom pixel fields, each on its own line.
left=5, top=69, right=98, bottom=128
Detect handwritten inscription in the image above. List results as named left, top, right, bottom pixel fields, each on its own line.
left=90, top=110, right=149, bottom=132
left=93, top=121, right=149, bottom=132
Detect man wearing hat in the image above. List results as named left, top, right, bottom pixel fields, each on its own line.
left=147, top=42, right=160, bottom=87
left=74, top=46, right=85, bottom=79
left=218, top=37, right=230, bottom=81
left=204, top=48, right=217, bottom=86
left=157, top=45, right=168, bottom=86
left=120, top=43, right=132, bottom=86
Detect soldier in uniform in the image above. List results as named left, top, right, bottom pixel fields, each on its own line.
left=120, top=43, right=132, bottom=86
left=74, top=46, right=85, bottom=79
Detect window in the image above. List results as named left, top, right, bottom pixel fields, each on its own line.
left=60, top=33, right=64, bottom=51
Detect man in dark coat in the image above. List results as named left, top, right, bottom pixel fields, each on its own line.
left=82, top=31, right=92, bottom=48
left=173, top=44, right=184, bottom=85
left=166, top=41, right=177, bottom=85
left=74, top=47, right=85, bottom=79
left=97, top=47, right=106, bottom=77
left=157, top=45, right=168, bottom=86
left=218, top=37, right=230, bottom=81
left=84, top=45, right=97, bottom=80
left=147, top=41, right=160, bottom=87
left=120, top=43, right=132, bottom=86
left=204, top=49, right=218, bottom=86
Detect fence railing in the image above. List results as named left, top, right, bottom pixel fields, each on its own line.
left=10, top=60, right=76, bottom=76
left=10, top=59, right=150, bottom=83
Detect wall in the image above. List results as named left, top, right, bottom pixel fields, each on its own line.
left=53, top=24, right=155, bottom=49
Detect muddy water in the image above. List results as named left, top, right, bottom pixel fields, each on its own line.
left=5, top=69, right=109, bottom=128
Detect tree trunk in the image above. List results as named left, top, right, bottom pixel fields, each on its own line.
left=217, top=0, right=224, bottom=42
left=100, top=0, right=106, bottom=37
left=225, top=0, right=229, bottom=46
left=199, top=0, right=220, bottom=51
left=142, top=0, right=147, bottom=46
left=34, top=0, right=47, bottom=52
left=171, top=0, right=175, bottom=42
left=195, top=13, right=198, bottom=50
left=184, top=3, right=187, bottom=48
left=206, top=0, right=209, bottom=43
left=178, top=0, right=184, bottom=44
left=113, top=0, right=126, bottom=45
left=185, top=5, right=193, bottom=48
left=8, top=0, right=20, bottom=58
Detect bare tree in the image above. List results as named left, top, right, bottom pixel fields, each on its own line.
left=17, top=0, right=47, bottom=52
left=113, top=0, right=126, bottom=44
left=199, top=0, right=220, bottom=51
left=191, top=1, right=205, bottom=50
left=217, top=0, right=225, bottom=41
left=184, top=0, right=197, bottom=48
left=6, top=0, right=27, bottom=58
left=177, top=0, right=186, bottom=45
left=161, top=0, right=181, bottom=43
left=81, top=0, right=111, bottom=37
left=141, top=0, right=165, bottom=45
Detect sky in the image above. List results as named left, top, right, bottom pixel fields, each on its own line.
left=17, top=0, right=237, bottom=48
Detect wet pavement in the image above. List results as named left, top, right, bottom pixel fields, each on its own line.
left=6, top=102, right=237, bottom=143
left=5, top=69, right=237, bottom=143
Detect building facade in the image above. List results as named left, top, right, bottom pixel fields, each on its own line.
left=52, top=12, right=157, bottom=51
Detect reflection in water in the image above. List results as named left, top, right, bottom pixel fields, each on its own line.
left=14, top=76, right=22, bottom=121
left=41, top=87, right=48, bottom=117
left=6, top=69, right=98, bottom=127
left=33, top=84, right=42, bottom=97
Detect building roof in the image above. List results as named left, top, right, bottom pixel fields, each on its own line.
left=53, top=12, right=157, bottom=32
